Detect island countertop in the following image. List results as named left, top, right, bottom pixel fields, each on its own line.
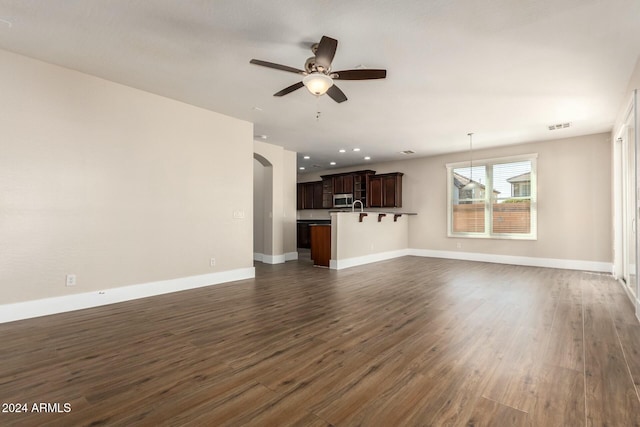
left=328, top=210, right=417, bottom=215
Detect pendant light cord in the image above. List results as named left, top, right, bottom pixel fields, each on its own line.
left=468, top=132, right=474, bottom=184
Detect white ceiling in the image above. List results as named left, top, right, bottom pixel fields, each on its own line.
left=1, top=0, right=639, bottom=173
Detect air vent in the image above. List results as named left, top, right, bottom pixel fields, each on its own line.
left=400, top=150, right=415, bottom=155
left=548, top=122, right=571, bottom=131
left=312, top=164, right=322, bottom=168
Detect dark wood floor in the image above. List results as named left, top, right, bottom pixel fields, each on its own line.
left=2, top=256, right=640, bottom=426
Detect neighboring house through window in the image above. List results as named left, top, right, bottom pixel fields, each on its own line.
left=508, top=172, right=531, bottom=197
left=452, top=172, right=501, bottom=204
left=447, top=154, right=537, bottom=239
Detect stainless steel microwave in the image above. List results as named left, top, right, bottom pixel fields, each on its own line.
left=333, top=193, right=354, bottom=208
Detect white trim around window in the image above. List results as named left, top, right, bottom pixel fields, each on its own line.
left=446, top=153, right=538, bottom=240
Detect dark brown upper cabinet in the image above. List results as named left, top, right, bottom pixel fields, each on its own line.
left=297, top=181, right=324, bottom=210
left=333, top=174, right=354, bottom=194
left=321, top=177, right=333, bottom=208
left=367, top=172, right=403, bottom=208
left=320, top=170, right=375, bottom=208
left=298, top=170, right=403, bottom=210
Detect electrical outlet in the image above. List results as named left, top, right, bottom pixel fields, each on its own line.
left=210, top=258, right=216, bottom=267
left=456, top=243, right=462, bottom=249
left=65, top=274, right=77, bottom=287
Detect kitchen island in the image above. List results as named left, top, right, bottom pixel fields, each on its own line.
left=309, top=224, right=331, bottom=267
left=329, top=211, right=415, bottom=269
left=297, top=210, right=416, bottom=270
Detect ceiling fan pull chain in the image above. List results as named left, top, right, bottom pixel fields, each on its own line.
left=315, top=96, right=321, bottom=121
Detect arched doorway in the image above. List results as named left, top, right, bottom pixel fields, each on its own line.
left=254, top=153, right=274, bottom=263
left=253, top=141, right=297, bottom=264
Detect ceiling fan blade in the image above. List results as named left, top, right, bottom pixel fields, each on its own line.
left=326, top=84, right=347, bottom=103
left=332, top=69, right=387, bottom=80
left=314, top=36, right=338, bottom=71
left=250, top=59, right=305, bottom=75
left=274, top=81, right=304, bottom=97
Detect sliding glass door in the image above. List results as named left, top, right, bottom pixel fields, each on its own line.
left=632, top=91, right=639, bottom=319
left=615, top=90, right=639, bottom=319
left=624, top=109, right=636, bottom=293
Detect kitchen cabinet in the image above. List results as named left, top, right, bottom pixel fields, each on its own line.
left=333, top=174, right=354, bottom=194
left=300, top=170, right=403, bottom=210
left=297, top=222, right=311, bottom=248
left=297, top=181, right=324, bottom=210
left=322, top=177, right=333, bottom=208
left=320, top=170, right=375, bottom=208
left=353, top=170, right=375, bottom=206
left=297, top=219, right=330, bottom=248
left=310, top=224, right=331, bottom=267
left=367, top=172, right=403, bottom=208
left=312, top=181, right=323, bottom=208
left=297, top=183, right=305, bottom=210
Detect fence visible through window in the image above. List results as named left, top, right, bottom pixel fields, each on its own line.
left=448, top=156, right=536, bottom=239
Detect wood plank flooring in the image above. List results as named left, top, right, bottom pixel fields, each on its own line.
left=1, top=256, right=640, bottom=426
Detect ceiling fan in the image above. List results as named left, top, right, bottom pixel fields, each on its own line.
left=250, top=35, right=386, bottom=103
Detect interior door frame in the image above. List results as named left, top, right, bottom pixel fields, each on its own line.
left=613, top=92, right=638, bottom=311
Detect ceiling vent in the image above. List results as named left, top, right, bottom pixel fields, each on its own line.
left=400, top=150, right=415, bottom=155
left=548, top=122, right=571, bottom=131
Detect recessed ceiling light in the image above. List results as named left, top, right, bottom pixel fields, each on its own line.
left=252, top=106, right=263, bottom=111
left=330, top=162, right=336, bottom=165
left=353, top=148, right=361, bottom=152
left=303, top=155, right=310, bottom=159
left=364, top=156, right=371, bottom=160
left=339, top=149, right=346, bottom=153
left=299, top=167, right=305, bottom=170
left=254, top=134, right=268, bottom=140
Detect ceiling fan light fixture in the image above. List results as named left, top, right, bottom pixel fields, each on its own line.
left=303, top=72, right=333, bottom=96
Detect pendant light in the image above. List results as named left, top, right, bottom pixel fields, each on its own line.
left=462, top=132, right=478, bottom=192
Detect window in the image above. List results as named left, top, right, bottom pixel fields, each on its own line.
left=447, top=154, right=537, bottom=239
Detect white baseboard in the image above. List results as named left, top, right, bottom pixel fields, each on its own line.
left=285, top=252, right=298, bottom=261
left=254, top=252, right=298, bottom=264
left=0, top=267, right=255, bottom=324
left=327, top=248, right=612, bottom=272
left=409, top=249, right=612, bottom=273
left=330, top=249, right=411, bottom=270
left=254, top=253, right=286, bottom=264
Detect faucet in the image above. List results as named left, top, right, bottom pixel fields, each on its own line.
left=352, top=200, right=364, bottom=213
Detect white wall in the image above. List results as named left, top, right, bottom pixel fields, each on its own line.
left=299, top=133, right=612, bottom=269
left=253, top=159, right=266, bottom=255
left=253, top=141, right=297, bottom=262
left=0, top=49, right=254, bottom=307
left=283, top=150, right=298, bottom=256
left=330, top=212, right=409, bottom=269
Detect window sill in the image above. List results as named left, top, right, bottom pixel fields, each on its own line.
left=448, top=232, right=537, bottom=241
